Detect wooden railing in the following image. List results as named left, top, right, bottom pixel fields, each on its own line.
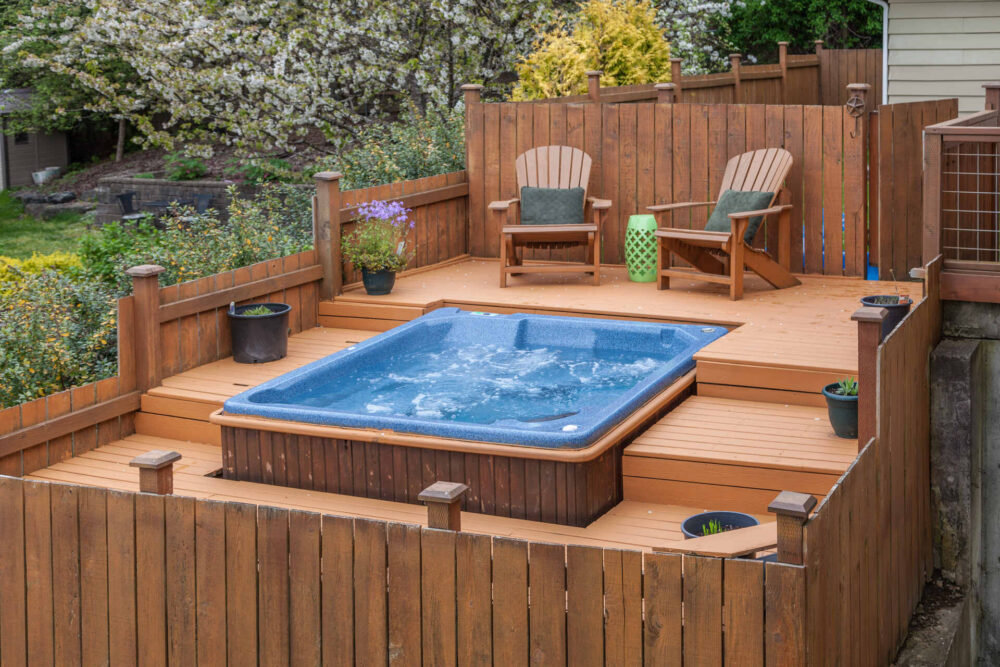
left=0, top=474, right=808, bottom=665
left=803, top=256, right=942, bottom=663
left=535, top=42, right=881, bottom=108
left=314, top=171, right=470, bottom=297
left=923, top=84, right=1000, bottom=302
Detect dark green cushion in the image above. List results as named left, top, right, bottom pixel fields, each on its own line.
left=704, top=189, right=774, bottom=243
left=520, top=186, right=585, bottom=225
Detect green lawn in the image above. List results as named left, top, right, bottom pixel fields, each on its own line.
left=0, top=191, right=89, bottom=259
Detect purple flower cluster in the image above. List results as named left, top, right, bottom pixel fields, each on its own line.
left=357, top=199, right=414, bottom=229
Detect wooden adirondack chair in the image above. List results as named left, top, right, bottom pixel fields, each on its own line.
left=489, top=146, right=611, bottom=287
left=648, top=148, right=801, bottom=300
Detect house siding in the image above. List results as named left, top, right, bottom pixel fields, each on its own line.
left=888, top=0, right=1000, bottom=114
left=2, top=131, right=69, bottom=189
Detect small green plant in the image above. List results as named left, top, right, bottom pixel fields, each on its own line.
left=164, top=152, right=208, bottom=181
left=225, top=157, right=300, bottom=184
left=132, top=172, right=157, bottom=180
left=241, top=305, right=273, bottom=316
left=836, top=377, right=859, bottom=397
left=701, top=519, right=725, bottom=536
left=341, top=200, right=414, bottom=272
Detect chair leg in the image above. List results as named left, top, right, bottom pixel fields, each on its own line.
left=500, top=233, right=509, bottom=288
left=592, top=231, right=601, bottom=285
left=656, top=238, right=669, bottom=290
left=730, top=240, right=744, bottom=301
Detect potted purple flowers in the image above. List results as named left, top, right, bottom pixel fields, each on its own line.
left=342, top=199, right=415, bottom=295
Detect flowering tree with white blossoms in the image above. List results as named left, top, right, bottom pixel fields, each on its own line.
left=655, top=0, right=739, bottom=74
left=5, top=0, right=559, bottom=155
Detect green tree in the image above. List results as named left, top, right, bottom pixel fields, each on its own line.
left=511, top=0, right=672, bottom=100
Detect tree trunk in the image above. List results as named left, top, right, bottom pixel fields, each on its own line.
left=115, top=117, right=127, bottom=162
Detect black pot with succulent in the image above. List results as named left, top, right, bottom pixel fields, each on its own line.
left=227, top=302, right=291, bottom=364
left=821, top=376, right=858, bottom=439
left=681, top=510, right=760, bottom=539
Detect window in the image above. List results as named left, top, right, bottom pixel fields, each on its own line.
left=13, top=133, right=28, bottom=145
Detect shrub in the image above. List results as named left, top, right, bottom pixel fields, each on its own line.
left=313, top=106, right=465, bottom=190
left=164, top=151, right=208, bottom=181
left=0, top=267, right=118, bottom=407
left=78, top=219, right=162, bottom=288
left=0, top=251, right=83, bottom=290
left=225, top=157, right=301, bottom=184
left=341, top=200, right=414, bottom=272
left=511, top=0, right=672, bottom=100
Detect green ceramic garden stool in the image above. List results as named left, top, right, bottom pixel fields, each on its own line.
left=624, top=214, right=658, bottom=282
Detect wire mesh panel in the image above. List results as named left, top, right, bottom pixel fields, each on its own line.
left=941, top=139, right=1000, bottom=265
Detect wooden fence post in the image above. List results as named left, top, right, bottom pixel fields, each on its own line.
left=768, top=491, right=817, bottom=565
left=655, top=82, right=676, bottom=104
left=670, top=58, right=683, bottom=100
left=126, top=264, right=165, bottom=392
left=461, top=83, right=483, bottom=107
left=313, top=171, right=343, bottom=299
left=729, top=54, right=743, bottom=102
left=586, top=71, right=603, bottom=102
left=923, top=130, right=943, bottom=264
left=815, top=40, right=825, bottom=103
left=778, top=41, right=789, bottom=102
left=419, top=481, right=469, bottom=531
left=129, top=450, right=181, bottom=494
left=984, top=82, right=1000, bottom=110
left=852, top=306, right=887, bottom=450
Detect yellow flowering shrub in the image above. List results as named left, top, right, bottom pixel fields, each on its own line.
left=511, top=0, right=671, bottom=100
left=0, top=252, right=82, bottom=293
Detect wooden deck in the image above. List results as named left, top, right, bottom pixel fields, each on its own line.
left=324, top=258, right=902, bottom=405
left=24, top=433, right=770, bottom=551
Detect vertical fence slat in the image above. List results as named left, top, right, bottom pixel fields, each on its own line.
left=724, top=558, right=765, bottom=664
left=24, top=480, right=54, bottom=664
left=107, top=490, right=138, bottom=665
left=527, top=542, right=567, bottom=666
left=567, top=545, right=604, bottom=667
left=765, top=563, right=806, bottom=666
left=421, top=528, right=457, bottom=666
left=682, top=554, right=723, bottom=664
left=492, top=537, right=528, bottom=664
left=164, top=494, right=197, bottom=666
left=226, top=502, right=258, bottom=666
left=195, top=499, right=228, bottom=666
left=79, top=486, right=109, bottom=666
left=0, top=477, right=26, bottom=666
left=456, top=532, right=493, bottom=666
left=136, top=492, right=167, bottom=666
left=322, top=515, right=354, bottom=667
left=289, top=510, right=321, bottom=667
left=355, top=518, right=388, bottom=664
left=642, top=552, right=681, bottom=666
left=388, top=522, right=422, bottom=666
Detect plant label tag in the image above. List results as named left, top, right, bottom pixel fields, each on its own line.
left=396, top=242, right=405, bottom=256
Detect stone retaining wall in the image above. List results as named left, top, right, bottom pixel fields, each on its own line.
left=95, top=175, right=247, bottom=224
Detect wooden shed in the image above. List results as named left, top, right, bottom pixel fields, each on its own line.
left=0, top=88, right=69, bottom=190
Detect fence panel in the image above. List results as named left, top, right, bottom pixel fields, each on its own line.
left=804, top=257, right=942, bottom=663
left=0, top=473, right=809, bottom=665
left=467, top=101, right=867, bottom=275
left=874, top=100, right=959, bottom=279
left=820, top=48, right=883, bottom=106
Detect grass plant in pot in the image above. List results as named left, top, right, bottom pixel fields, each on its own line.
left=681, top=510, right=760, bottom=539
left=228, top=302, right=291, bottom=364
left=342, top=199, right=414, bottom=296
left=822, top=376, right=858, bottom=438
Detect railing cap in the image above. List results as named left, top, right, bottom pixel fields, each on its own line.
left=129, top=449, right=181, bottom=470
left=584, top=70, right=603, bottom=77
left=313, top=171, right=343, bottom=182
left=729, top=53, right=742, bottom=60
left=654, top=82, right=676, bottom=90
left=670, top=57, right=683, bottom=63
left=125, top=264, right=166, bottom=278
left=983, top=82, right=1000, bottom=89
left=847, top=83, right=872, bottom=92
left=768, top=491, right=817, bottom=519
left=852, top=306, right=888, bottom=323
left=418, top=481, right=469, bottom=503
left=460, top=83, right=483, bottom=91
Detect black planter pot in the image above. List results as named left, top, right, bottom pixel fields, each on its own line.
left=361, top=268, right=396, bottom=295
left=228, top=303, right=291, bottom=364
left=681, top=511, right=760, bottom=539
left=822, top=382, right=858, bottom=439
left=860, top=295, right=912, bottom=339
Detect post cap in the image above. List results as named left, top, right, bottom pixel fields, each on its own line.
left=584, top=70, right=603, bottom=77
left=125, top=264, right=166, bottom=278
left=847, top=83, right=872, bottom=92
left=654, top=82, right=676, bottom=90
left=670, top=57, right=683, bottom=63
left=129, top=450, right=182, bottom=470
left=851, top=306, right=888, bottom=324
left=729, top=53, right=742, bottom=60
left=778, top=41, right=790, bottom=46
left=910, top=267, right=927, bottom=280
left=814, top=39, right=824, bottom=45
left=418, top=481, right=469, bottom=503
left=312, top=171, right=342, bottom=182
left=460, top=83, right=484, bottom=91
left=982, top=82, right=1000, bottom=89
left=768, top=491, right=817, bottom=519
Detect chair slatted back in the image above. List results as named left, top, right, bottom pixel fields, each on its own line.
left=718, top=148, right=793, bottom=206
left=515, top=146, right=592, bottom=199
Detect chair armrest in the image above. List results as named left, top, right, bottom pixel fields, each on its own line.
left=654, top=522, right=777, bottom=558
left=488, top=199, right=520, bottom=211
left=727, top=204, right=793, bottom=220
left=647, top=201, right=716, bottom=213
left=587, top=197, right=612, bottom=210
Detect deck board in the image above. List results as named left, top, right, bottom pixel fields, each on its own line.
left=23, top=435, right=765, bottom=552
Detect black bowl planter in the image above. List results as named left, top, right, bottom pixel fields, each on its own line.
left=822, top=382, right=858, bottom=438
left=361, top=268, right=396, bottom=296
left=681, top=511, right=760, bottom=539
left=860, top=295, right=912, bottom=339
left=228, top=303, right=291, bottom=364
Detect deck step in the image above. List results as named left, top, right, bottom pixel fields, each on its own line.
left=623, top=395, right=856, bottom=514
left=317, top=300, right=427, bottom=331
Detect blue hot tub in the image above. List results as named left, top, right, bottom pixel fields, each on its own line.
left=224, top=308, right=726, bottom=449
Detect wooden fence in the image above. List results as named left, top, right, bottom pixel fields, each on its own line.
left=871, top=99, right=958, bottom=279
left=465, top=97, right=868, bottom=275
left=540, top=43, right=882, bottom=109
left=0, top=474, right=806, bottom=666
left=803, top=256, right=942, bottom=664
